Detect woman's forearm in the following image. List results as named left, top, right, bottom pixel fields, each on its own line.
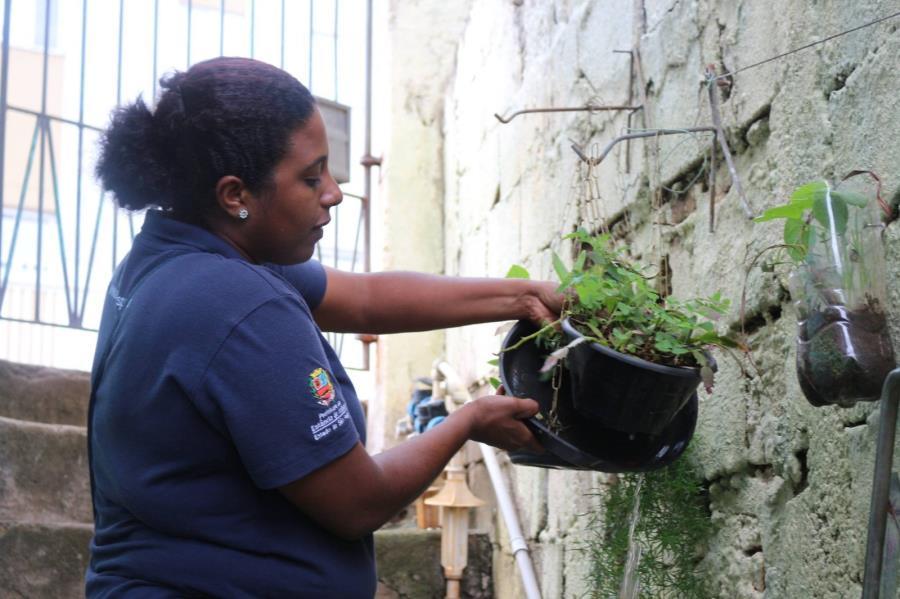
left=279, top=395, right=540, bottom=540
left=315, top=268, right=561, bottom=334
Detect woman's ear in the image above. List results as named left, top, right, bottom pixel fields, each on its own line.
left=215, top=175, right=249, bottom=220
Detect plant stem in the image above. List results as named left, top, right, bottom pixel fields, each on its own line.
left=499, top=318, right=561, bottom=352
left=740, top=243, right=799, bottom=339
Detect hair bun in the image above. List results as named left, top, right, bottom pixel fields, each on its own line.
left=95, top=98, right=174, bottom=211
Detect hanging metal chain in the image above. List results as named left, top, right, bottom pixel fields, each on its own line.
left=570, top=143, right=609, bottom=234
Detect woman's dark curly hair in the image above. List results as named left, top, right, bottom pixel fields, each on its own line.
left=95, top=57, right=316, bottom=222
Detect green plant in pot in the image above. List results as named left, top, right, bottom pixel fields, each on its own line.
left=506, top=230, right=740, bottom=437
left=754, top=172, right=895, bottom=407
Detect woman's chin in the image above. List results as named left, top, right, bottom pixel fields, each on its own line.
left=296, top=243, right=318, bottom=264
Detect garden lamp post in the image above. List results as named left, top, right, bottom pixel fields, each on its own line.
left=426, top=448, right=485, bottom=599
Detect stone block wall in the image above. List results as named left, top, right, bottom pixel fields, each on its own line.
left=0, top=360, right=93, bottom=598
left=384, top=0, right=900, bottom=596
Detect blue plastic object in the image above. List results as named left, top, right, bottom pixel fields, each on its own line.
left=424, top=415, right=446, bottom=431
left=413, top=397, right=448, bottom=433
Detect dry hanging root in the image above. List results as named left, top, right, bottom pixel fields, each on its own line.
left=549, top=361, right=565, bottom=433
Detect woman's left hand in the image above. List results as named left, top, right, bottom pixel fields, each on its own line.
left=521, top=280, right=565, bottom=325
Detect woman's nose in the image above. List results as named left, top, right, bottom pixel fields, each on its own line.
left=322, top=173, right=343, bottom=208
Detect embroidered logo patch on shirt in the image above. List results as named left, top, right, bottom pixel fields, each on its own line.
left=308, top=367, right=336, bottom=406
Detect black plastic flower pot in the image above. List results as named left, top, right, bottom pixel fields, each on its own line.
left=499, top=320, right=696, bottom=472
left=561, top=318, right=702, bottom=435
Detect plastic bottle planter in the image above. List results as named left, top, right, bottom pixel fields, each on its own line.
left=499, top=320, right=696, bottom=472
left=788, top=182, right=895, bottom=407
left=561, top=318, right=702, bottom=435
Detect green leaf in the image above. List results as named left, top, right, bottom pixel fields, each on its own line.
left=831, top=189, right=869, bottom=208
left=805, top=225, right=816, bottom=252
left=612, top=328, right=632, bottom=343
left=654, top=333, right=676, bottom=353
left=754, top=203, right=807, bottom=222
left=691, top=350, right=708, bottom=367
left=812, top=188, right=848, bottom=235
left=552, top=252, right=569, bottom=283
left=489, top=377, right=501, bottom=389
left=756, top=180, right=827, bottom=222
left=615, top=304, right=633, bottom=317
left=783, top=219, right=810, bottom=261
left=790, top=180, right=828, bottom=204
left=696, top=333, right=740, bottom=348
left=505, top=264, right=531, bottom=279
left=487, top=358, right=499, bottom=366
left=584, top=320, right=605, bottom=340
left=573, top=250, right=587, bottom=274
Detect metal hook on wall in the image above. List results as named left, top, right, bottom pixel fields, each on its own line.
left=569, top=127, right=716, bottom=167
left=494, top=104, right=641, bottom=124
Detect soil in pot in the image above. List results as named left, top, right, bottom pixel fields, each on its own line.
left=797, top=299, right=895, bottom=407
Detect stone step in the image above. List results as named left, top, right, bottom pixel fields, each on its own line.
left=374, top=528, right=492, bottom=598
left=0, top=520, right=92, bottom=599
left=0, top=416, right=91, bottom=525
left=0, top=523, right=492, bottom=598
left=0, top=360, right=90, bottom=426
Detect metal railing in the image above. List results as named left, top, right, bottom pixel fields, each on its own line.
left=0, top=0, right=373, bottom=370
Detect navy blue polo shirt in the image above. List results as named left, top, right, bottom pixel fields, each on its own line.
left=86, top=211, right=374, bottom=598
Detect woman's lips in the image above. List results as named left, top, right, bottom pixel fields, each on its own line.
left=311, top=218, right=330, bottom=240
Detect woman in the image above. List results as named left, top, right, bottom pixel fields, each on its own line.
left=87, top=57, right=559, bottom=598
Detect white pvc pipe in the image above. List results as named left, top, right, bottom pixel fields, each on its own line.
left=478, top=442, right=542, bottom=599
left=433, top=361, right=542, bottom=599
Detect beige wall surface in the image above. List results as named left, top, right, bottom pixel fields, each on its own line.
left=384, top=0, right=900, bottom=596
left=369, top=0, right=474, bottom=453
left=4, top=48, right=64, bottom=212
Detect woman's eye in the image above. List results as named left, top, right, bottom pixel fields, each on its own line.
left=304, top=178, right=322, bottom=189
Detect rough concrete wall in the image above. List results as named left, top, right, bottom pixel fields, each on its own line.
left=371, top=0, right=474, bottom=452
left=433, top=0, right=900, bottom=597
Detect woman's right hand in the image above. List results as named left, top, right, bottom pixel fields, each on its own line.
left=465, top=394, right=543, bottom=453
